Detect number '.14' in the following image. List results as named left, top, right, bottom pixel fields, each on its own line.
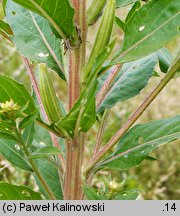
left=164, top=203, right=176, bottom=212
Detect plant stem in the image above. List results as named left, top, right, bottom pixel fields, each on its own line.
left=22, top=57, right=47, bottom=118
left=64, top=0, right=87, bottom=200
left=86, top=109, right=110, bottom=185
left=15, top=129, right=56, bottom=200
left=96, top=64, right=122, bottom=109
left=64, top=136, right=84, bottom=199
left=22, top=57, right=65, bottom=171
left=84, top=57, right=180, bottom=177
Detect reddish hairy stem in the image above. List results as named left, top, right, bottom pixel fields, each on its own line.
left=84, top=57, right=180, bottom=176
left=96, top=64, right=122, bottom=109
left=64, top=0, right=87, bottom=200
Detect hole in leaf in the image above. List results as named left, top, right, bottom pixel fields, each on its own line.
left=138, top=25, right=145, bottom=32
left=38, top=52, right=49, bottom=58
left=15, top=144, right=20, bottom=151
left=39, top=141, right=46, bottom=146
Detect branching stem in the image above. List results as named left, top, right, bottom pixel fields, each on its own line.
left=96, top=64, right=122, bottom=109
left=15, top=128, right=56, bottom=200
left=84, top=57, right=180, bottom=177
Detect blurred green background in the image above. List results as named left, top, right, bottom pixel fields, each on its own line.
left=0, top=2, right=180, bottom=200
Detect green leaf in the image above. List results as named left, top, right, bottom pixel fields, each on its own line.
left=0, top=76, right=36, bottom=115
left=12, top=0, right=79, bottom=47
left=0, top=182, right=42, bottom=200
left=0, top=139, right=33, bottom=171
left=116, top=0, right=137, bottom=8
left=2, top=0, right=7, bottom=15
left=0, top=132, right=16, bottom=141
left=115, top=17, right=125, bottom=32
left=115, top=0, right=180, bottom=63
left=0, top=122, right=17, bottom=141
left=98, top=54, right=157, bottom=112
left=157, top=48, right=173, bottom=73
left=84, top=185, right=106, bottom=200
left=31, top=124, right=63, bottom=199
left=19, top=109, right=38, bottom=129
left=97, top=116, right=180, bottom=170
left=0, top=20, right=13, bottom=35
left=115, top=2, right=141, bottom=32
left=29, top=146, right=61, bottom=159
left=22, top=122, right=35, bottom=147
left=6, top=0, right=65, bottom=79
left=145, top=156, right=158, bottom=161
left=113, top=190, right=139, bottom=200
left=56, top=77, right=97, bottom=137
left=33, top=158, right=63, bottom=199
left=125, top=1, right=141, bottom=23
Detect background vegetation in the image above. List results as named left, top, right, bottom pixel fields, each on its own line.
left=0, top=2, right=179, bottom=200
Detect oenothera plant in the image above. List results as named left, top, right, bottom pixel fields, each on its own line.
left=0, top=0, right=179, bottom=200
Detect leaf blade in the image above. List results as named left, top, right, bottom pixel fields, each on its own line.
left=0, top=182, right=42, bottom=200
left=29, top=146, right=61, bottom=159
left=0, top=139, right=33, bottom=171
left=98, top=54, right=157, bottom=112
left=12, top=0, right=78, bottom=46
left=116, top=0, right=137, bottom=8
left=97, top=116, right=180, bottom=170
left=115, top=0, right=180, bottom=63
left=6, top=0, right=65, bottom=79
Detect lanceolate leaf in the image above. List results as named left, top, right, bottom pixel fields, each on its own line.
left=96, top=116, right=180, bottom=170
left=0, top=182, right=42, bottom=200
left=98, top=54, right=157, bottom=112
left=115, top=1, right=141, bottom=32
left=116, top=0, right=137, bottom=8
left=19, top=109, right=39, bottom=129
left=33, top=158, right=63, bottom=199
left=22, top=122, right=35, bottom=147
left=31, top=124, right=63, bottom=199
left=29, top=146, right=61, bottom=159
left=115, top=0, right=180, bottom=63
left=0, top=76, right=36, bottom=115
left=125, top=1, right=141, bottom=23
left=115, top=17, right=125, bottom=32
left=0, top=20, right=13, bottom=35
left=6, top=0, right=65, bottom=79
left=12, top=0, right=79, bottom=46
left=0, top=139, right=33, bottom=171
left=0, top=122, right=17, bottom=141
